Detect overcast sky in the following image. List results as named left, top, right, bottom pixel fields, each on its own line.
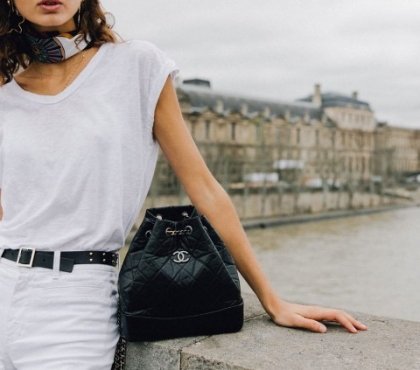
left=101, top=0, right=419, bottom=128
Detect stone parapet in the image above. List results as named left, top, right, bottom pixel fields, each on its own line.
left=125, top=293, right=420, bottom=370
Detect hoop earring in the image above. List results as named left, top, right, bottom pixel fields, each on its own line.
left=6, top=1, right=25, bottom=35
left=7, top=17, right=25, bottom=35
left=7, top=0, right=15, bottom=13
left=77, top=8, right=81, bottom=28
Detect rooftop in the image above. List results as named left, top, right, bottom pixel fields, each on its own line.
left=177, top=81, right=323, bottom=121
left=298, top=91, right=372, bottom=111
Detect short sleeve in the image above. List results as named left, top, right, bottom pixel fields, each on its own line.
left=0, top=122, right=3, bottom=188
left=144, top=42, right=180, bottom=124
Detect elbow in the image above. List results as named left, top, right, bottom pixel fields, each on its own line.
left=186, top=176, right=229, bottom=216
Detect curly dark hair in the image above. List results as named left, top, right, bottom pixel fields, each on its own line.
left=0, top=0, right=121, bottom=85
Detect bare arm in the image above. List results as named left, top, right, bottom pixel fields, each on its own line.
left=153, top=76, right=368, bottom=334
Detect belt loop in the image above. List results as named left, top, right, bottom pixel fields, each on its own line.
left=53, top=251, right=61, bottom=277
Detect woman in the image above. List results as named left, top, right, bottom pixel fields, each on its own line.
left=0, top=0, right=367, bottom=368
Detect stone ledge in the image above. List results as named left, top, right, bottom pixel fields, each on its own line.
left=126, top=293, right=420, bottom=370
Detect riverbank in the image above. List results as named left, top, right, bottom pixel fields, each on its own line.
left=125, top=187, right=420, bottom=245
left=242, top=202, right=420, bottom=229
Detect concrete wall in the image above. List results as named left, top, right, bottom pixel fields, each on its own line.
left=125, top=292, right=420, bottom=370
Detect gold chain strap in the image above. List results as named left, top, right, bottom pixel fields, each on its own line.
left=111, top=301, right=127, bottom=370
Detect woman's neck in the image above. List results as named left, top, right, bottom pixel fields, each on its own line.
left=30, top=18, right=78, bottom=34
left=14, top=46, right=99, bottom=96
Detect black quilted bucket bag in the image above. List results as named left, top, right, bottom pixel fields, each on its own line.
left=118, top=204, right=244, bottom=341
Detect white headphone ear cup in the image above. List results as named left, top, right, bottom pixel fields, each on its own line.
left=54, top=32, right=92, bottom=59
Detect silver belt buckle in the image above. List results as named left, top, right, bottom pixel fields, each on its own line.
left=17, top=247, right=36, bottom=267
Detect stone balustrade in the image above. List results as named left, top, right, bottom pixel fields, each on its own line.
left=125, top=293, right=420, bottom=370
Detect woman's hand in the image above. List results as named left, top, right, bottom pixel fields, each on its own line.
left=266, top=298, right=368, bottom=333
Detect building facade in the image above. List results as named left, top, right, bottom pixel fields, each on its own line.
left=166, top=80, right=420, bottom=193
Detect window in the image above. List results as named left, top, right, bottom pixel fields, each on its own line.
left=190, top=120, right=196, bottom=137
left=205, top=120, right=211, bottom=140
left=276, top=127, right=281, bottom=144
left=255, top=123, right=262, bottom=142
left=231, top=122, right=237, bottom=141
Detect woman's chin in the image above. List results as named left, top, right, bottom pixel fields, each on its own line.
left=26, top=17, right=76, bottom=33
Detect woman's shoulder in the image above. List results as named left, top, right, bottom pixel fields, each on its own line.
left=109, top=39, right=167, bottom=59
left=103, top=40, right=176, bottom=78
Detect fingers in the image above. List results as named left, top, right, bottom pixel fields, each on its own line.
left=289, top=305, right=369, bottom=333
left=292, top=315, right=327, bottom=333
left=319, top=309, right=368, bottom=333
left=336, top=312, right=358, bottom=333
left=271, top=309, right=327, bottom=333
left=342, top=312, right=368, bottom=331
left=271, top=301, right=369, bottom=334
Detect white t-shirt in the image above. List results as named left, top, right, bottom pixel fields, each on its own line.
left=0, top=40, right=179, bottom=252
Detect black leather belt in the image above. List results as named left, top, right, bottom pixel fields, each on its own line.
left=0, top=248, right=119, bottom=273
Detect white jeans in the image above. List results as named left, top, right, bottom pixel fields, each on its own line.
left=0, top=250, right=120, bottom=370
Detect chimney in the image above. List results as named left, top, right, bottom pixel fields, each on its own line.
left=240, top=103, right=248, bottom=116
left=352, top=91, right=358, bottom=100
left=263, top=106, right=271, bottom=119
left=312, top=83, right=322, bottom=106
left=284, top=109, right=291, bottom=122
left=215, top=99, right=224, bottom=114
left=304, top=111, right=310, bottom=124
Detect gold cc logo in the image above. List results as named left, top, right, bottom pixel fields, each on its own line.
left=172, top=250, right=190, bottom=264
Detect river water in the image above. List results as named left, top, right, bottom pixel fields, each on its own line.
left=240, top=206, right=420, bottom=323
